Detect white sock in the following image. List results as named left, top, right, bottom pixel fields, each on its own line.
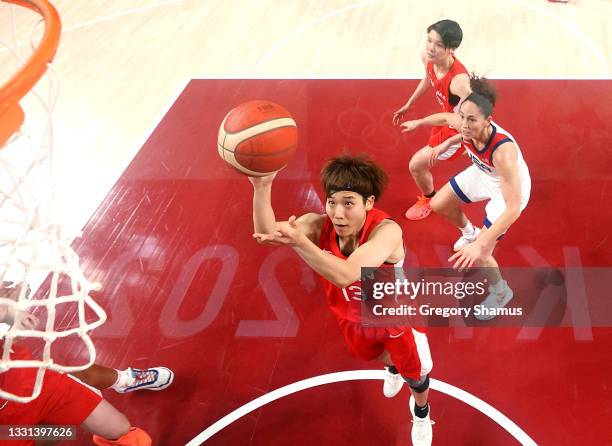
left=111, top=368, right=133, bottom=390
left=490, top=279, right=507, bottom=293
left=460, top=221, right=475, bottom=236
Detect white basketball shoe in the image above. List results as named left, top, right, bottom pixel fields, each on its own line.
left=409, top=395, right=434, bottom=446
left=474, top=280, right=514, bottom=321
left=383, top=366, right=404, bottom=398
left=453, top=227, right=481, bottom=251
left=113, top=367, right=174, bottom=393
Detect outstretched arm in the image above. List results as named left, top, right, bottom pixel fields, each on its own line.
left=428, top=134, right=463, bottom=166
left=400, top=112, right=462, bottom=133
left=255, top=218, right=402, bottom=288
left=250, top=173, right=323, bottom=244
left=392, top=54, right=431, bottom=125
left=250, top=173, right=278, bottom=235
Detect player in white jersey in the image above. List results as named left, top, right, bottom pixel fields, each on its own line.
left=401, top=78, right=531, bottom=319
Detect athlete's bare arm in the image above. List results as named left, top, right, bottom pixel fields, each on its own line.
left=429, top=134, right=463, bottom=164
left=392, top=52, right=431, bottom=126
left=478, top=143, right=522, bottom=245
left=0, top=282, right=37, bottom=329
left=400, top=112, right=461, bottom=133
left=255, top=218, right=402, bottom=288
left=449, top=73, right=471, bottom=101
left=250, top=173, right=325, bottom=243
left=449, top=142, right=522, bottom=270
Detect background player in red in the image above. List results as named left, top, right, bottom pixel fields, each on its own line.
left=393, top=19, right=471, bottom=220
left=0, top=282, right=173, bottom=446
left=249, top=153, right=435, bottom=445
left=401, top=78, right=531, bottom=319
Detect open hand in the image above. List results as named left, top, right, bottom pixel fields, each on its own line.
left=448, top=241, right=489, bottom=271
left=400, top=120, right=421, bottom=133
left=253, top=215, right=303, bottom=246
left=392, top=104, right=411, bottom=126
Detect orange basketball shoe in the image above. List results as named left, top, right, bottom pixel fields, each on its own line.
left=405, top=196, right=432, bottom=220
left=93, top=427, right=152, bottom=446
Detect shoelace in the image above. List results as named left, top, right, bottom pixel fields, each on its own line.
left=412, top=418, right=435, bottom=425
left=416, top=195, right=430, bottom=203
left=132, top=369, right=157, bottom=386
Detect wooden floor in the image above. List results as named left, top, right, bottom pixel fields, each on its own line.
left=1, top=1, right=612, bottom=445
left=1, top=0, right=611, bottom=232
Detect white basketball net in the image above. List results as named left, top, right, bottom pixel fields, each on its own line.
left=0, top=1, right=106, bottom=403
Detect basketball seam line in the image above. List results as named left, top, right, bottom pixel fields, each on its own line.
left=219, top=142, right=296, bottom=156
left=223, top=116, right=293, bottom=134
left=219, top=125, right=296, bottom=155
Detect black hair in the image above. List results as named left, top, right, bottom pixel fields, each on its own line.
left=462, top=75, right=498, bottom=117
left=321, top=151, right=388, bottom=202
left=427, top=20, right=463, bottom=49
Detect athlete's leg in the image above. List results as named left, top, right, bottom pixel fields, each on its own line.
left=471, top=198, right=516, bottom=320
left=81, top=399, right=152, bottom=445
left=408, top=377, right=430, bottom=408
left=378, top=349, right=393, bottom=365
left=72, top=364, right=174, bottom=394
left=405, top=146, right=439, bottom=220
left=430, top=183, right=469, bottom=228
left=475, top=234, right=503, bottom=286
left=81, top=400, right=131, bottom=440
left=408, top=145, right=438, bottom=196
left=72, top=365, right=117, bottom=390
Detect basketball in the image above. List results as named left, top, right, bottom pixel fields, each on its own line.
left=217, top=100, right=298, bottom=176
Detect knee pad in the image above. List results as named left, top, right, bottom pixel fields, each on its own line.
left=407, top=374, right=430, bottom=394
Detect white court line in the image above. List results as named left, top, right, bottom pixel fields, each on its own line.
left=506, top=0, right=609, bottom=77
left=252, top=0, right=610, bottom=78
left=253, top=0, right=383, bottom=73
left=0, top=0, right=187, bottom=53
left=186, top=370, right=537, bottom=446
left=61, top=0, right=186, bottom=33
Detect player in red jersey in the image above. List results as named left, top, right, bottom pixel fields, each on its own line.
left=401, top=78, right=531, bottom=319
left=393, top=19, right=471, bottom=221
left=0, top=282, right=173, bottom=446
left=250, top=154, right=434, bottom=445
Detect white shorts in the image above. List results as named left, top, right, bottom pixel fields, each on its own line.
left=436, top=143, right=462, bottom=161
left=449, top=165, right=531, bottom=229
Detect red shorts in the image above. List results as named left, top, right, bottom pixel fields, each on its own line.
left=336, top=318, right=433, bottom=381
left=0, top=346, right=102, bottom=446
left=428, top=126, right=464, bottom=160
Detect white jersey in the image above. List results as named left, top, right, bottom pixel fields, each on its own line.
left=461, top=121, right=530, bottom=186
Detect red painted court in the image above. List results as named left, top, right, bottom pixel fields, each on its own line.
left=57, top=79, right=611, bottom=445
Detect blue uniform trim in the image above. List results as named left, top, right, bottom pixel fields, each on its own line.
left=472, top=123, right=497, bottom=155
left=482, top=217, right=505, bottom=240
left=450, top=177, right=471, bottom=203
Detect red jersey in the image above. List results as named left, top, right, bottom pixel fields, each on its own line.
left=426, top=56, right=468, bottom=112
left=318, top=208, right=401, bottom=323
left=0, top=341, right=35, bottom=400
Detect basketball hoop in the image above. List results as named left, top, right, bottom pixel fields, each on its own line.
left=0, top=0, right=107, bottom=404
left=0, top=0, right=60, bottom=146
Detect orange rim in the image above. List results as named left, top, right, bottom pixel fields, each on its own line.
left=0, top=0, right=61, bottom=145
